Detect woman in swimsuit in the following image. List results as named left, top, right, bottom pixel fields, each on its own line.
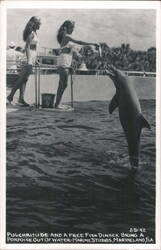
left=55, top=20, right=99, bottom=110
left=7, top=16, right=41, bottom=106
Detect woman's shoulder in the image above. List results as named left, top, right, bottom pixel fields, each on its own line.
left=27, top=31, right=34, bottom=40
left=61, top=35, right=71, bottom=47
left=25, top=32, right=34, bottom=43
left=31, top=31, right=39, bottom=42
left=31, top=31, right=37, bottom=37
left=64, top=35, right=73, bottom=42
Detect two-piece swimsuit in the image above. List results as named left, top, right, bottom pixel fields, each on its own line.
left=58, top=37, right=77, bottom=68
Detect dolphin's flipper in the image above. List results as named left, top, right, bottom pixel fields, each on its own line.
left=140, top=114, right=151, bottom=130
left=109, top=93, right=119, bottom=114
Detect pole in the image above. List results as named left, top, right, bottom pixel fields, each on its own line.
left=35, top=65, right=38, bottom=108
left=70, top=69, right=74, bottom=108
left=37, top=65, right=40, bottom=108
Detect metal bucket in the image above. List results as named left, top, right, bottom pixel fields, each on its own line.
left=41, top=93, right=55, bottom=108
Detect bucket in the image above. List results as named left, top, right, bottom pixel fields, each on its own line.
left=41, top=93, right=55, bottom=108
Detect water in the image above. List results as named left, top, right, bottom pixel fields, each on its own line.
left=6, top=99, right=155, bottom=243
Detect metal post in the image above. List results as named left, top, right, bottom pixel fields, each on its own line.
left=70, top=70, right=74, bottom=108
left=35, top=65, right=38, bottom=108
left=37, top=65, right=40, bottom=108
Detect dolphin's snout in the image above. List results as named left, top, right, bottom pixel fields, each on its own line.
left=106, top=64, right=117, bottom=77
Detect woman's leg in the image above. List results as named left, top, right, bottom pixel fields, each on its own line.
left=55, top=67, right=69, bottom=108
left=19, top=81, right=27, bottom=103
left=7, top=64, right=32, bottom=103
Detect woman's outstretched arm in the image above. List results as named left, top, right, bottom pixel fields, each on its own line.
left=65, top=35, right=98, bottom=47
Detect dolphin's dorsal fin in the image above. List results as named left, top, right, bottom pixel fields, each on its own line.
left=109, top=92, right=119, bottom=114
left=140, top=114, right=151, bottom=130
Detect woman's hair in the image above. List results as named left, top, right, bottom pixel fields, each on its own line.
left=57, top=20, right=75, bottom=44
left=23, top=16, right=41, bottom=42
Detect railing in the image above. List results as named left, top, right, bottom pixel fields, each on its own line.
left=6, top=59, right=156, bottom=77
left=7, top=59, right=24, bottom=74
left=6, top=62, right=156, bottom=109
left=124, top=71, right=156, bottom=77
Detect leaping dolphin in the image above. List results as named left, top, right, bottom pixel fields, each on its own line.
left=106, top=65, right=151, bottom=174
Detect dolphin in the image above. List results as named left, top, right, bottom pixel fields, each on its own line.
left=106, top=65, right=151, bottom=174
